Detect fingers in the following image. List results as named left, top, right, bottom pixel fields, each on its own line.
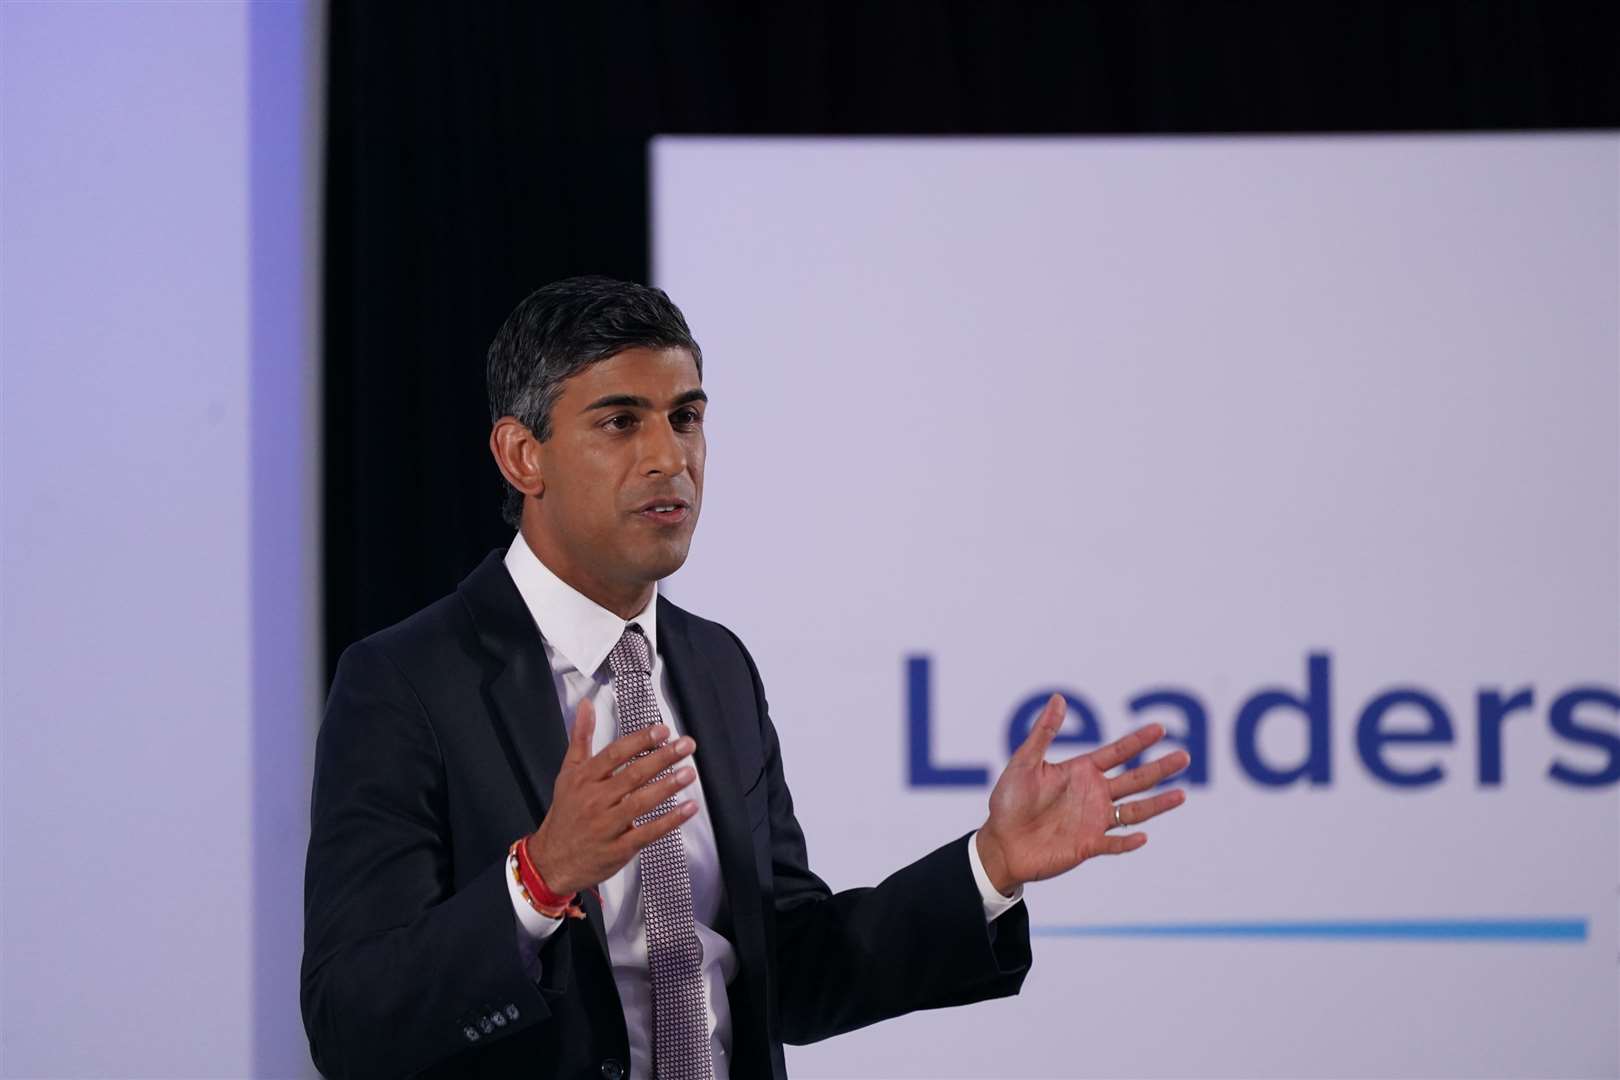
left=565, top=698, right=596, bottom=764
left=613, top=735, right=695, bottom=793
left=1106, top=749, right=1191, bottom=800
left=1094, top=832, right=1149, bottom=856
left=590, top=722, right=673, bottom=779
left=620, top=765, right=698, bottom=821
left=1013, top=693, right=1067, bottom=765
left=1112, top=788, right=1187, bottom=828
left=619, top=798, right=699, bottom=856
left=1085, top=722, right=1166, bottom=772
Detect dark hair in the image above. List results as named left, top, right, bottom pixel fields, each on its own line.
left=485, top=276, right=704, bottom=528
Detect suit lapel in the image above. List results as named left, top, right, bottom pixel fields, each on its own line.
left=658, top=599, right=767, bottom=956
left=457, top=550, right=612, bottom=957
left=460, top=550, right=568, bottom=815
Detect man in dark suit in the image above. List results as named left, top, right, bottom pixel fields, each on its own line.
left=301, top=277, right=1190, bottom=1079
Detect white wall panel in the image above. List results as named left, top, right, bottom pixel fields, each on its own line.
left=653, top=134, right=1619, bottom=1079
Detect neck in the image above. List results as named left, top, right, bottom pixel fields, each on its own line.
left=519, top=522, right=655, bottom=621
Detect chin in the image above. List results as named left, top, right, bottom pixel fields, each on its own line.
left=639, top=539, right=693, bottom=583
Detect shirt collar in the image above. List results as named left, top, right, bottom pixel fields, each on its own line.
left=503, top=531, right=659, bottom=678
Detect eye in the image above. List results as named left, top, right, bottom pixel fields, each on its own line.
left=602, top=413, right=635, bottom=432
left=672, top=407, right=704, bottom=429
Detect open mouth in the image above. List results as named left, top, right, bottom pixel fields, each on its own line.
left=635, top=501, right=691, bottom=525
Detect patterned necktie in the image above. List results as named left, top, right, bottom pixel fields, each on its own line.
left=607, top=624, right=714, bottom=1080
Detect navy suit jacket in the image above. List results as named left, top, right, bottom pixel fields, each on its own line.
left=301, top=550, right=1031, bottom=1079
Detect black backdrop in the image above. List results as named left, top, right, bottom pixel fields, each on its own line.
left=323, top=1, right=1618, bottom=676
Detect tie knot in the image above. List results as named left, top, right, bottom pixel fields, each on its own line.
left=607, top=623, right=652, bottom=679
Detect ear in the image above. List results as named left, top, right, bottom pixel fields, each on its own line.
left=489, top=416, right=544, bottom=501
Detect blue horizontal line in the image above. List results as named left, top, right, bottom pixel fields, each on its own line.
left=1031, top=919, right=1587, bottom=941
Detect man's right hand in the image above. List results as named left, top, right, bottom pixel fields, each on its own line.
left=525, top=697, right=699, bottom=898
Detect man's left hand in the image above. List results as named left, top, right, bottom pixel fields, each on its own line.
left=975, top=692, right=1191, bottom=896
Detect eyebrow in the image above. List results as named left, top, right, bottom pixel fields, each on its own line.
left=580, top=388, right=708, bottom=413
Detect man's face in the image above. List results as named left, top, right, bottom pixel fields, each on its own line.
left=530, top=346, right=706, bottom=602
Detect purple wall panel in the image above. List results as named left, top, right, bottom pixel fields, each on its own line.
left=1, top=3, right=319, bottom=1075
left=250, top=2, right=322, bottom=1076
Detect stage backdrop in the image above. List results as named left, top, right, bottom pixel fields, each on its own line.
left=653, top=134, right=1619, bottom=1079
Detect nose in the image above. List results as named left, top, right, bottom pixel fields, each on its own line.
left=639, top=416, right=687, bottom=478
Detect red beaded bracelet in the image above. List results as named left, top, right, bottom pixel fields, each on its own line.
left=509, top=838, right=586, bottom=921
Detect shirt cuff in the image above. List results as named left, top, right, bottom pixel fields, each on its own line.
left=967, top=830, right=1024, bottom=922
left=506, top=849, right=563, bottom=975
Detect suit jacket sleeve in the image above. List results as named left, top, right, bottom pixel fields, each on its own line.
left=725, top=631, right=1034, bottom=1045
left=300, top=640, right=571, bottom=1079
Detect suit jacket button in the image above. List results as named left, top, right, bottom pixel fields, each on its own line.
left=463, top=1026, right=480, bottom=1042
left=505, top=1004, right=520, bottom=1020
left=491, top=1011, right=507, bottom=1027
left=600, top=1060, right=624, bottom=1080
left=479, top=1016, right=494, bottom=1034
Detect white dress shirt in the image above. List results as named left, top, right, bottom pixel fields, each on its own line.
left=501, top=532, right=1021, bottom=1079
